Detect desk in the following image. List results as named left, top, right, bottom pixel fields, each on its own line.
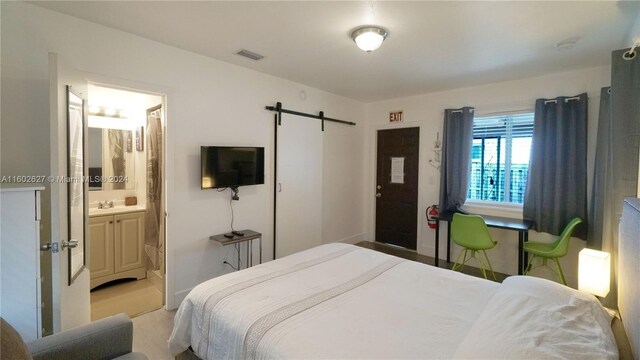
left=434, top=211, right=534, bottom=275
left=210, top=230, right=262, bottom=270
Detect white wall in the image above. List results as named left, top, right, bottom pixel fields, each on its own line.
left=1, top=2, right=366, bottom=312
left=626, top=5, right=640, bottom=45
left=364, top=65, right=611, bottom=288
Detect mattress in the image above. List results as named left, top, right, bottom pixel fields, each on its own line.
left=169, top=243, right=617, bottom=359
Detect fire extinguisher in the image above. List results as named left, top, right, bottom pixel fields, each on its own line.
left=426, top=205, right=439, bottom=229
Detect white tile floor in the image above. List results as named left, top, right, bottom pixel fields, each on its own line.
left=91, top=278, right=163, bottom=321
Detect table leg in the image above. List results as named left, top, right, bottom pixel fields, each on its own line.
left=249, top=239, right=253, bottom=267
left=518, top=231, right=524, bottom=275
left=435, top=220, right=440, bottom=267
left=446, top=222, right=451, bottom=263
left=259, top=237, right=262, bottom=265
left=246, top=242, right=249, bottom=269
left=523, top=231, right=529, bottom=273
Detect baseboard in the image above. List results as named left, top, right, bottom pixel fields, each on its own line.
left=336, top=233, right=365, bottom=245
left=173, top=288, right=193, bottom=309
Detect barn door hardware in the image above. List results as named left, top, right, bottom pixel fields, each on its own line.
left=265, top=102, right=356, bottom=131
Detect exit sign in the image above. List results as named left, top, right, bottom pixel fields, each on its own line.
left=389, top=111, right=403, bottom=123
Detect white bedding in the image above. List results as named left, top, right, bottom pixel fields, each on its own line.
left=169, top=243, right=617, bottom=359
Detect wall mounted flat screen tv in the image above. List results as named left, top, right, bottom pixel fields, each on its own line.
left=201, top=146, right=265, bottom=189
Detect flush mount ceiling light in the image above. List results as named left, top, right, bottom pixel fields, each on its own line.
left=351, top=26, right=388, bottom=52
left=554, top=38, right=578, bottom=51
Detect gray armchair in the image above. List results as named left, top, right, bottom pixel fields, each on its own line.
left=1, top=313, right=147, bottom=360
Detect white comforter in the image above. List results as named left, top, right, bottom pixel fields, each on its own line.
left=169, top=243, right=617, bottom=359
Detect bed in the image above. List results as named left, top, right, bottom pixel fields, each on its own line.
left=169, top=243, right=618, bottom=359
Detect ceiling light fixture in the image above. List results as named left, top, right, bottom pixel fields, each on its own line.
left=554, top=38, right=578, bottom=51
left=351, top=26, right=388, bottom=52
left=88, top=105, right=128, bottom=119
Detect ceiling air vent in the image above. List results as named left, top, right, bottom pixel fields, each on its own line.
left=235, top=49, right=265, bottom=61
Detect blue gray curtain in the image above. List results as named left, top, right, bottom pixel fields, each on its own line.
left=588, top=87, right=611, bottom=250
left=610, top=49, right=640, bottom=232
left=524, top=94, right=588, bottom=240
left=593, top=49, right=640, bottom=308
left=439, top=107, right=474, bottom=213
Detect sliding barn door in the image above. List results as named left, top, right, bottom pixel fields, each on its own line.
left=276, top=117, right=323, bottom=258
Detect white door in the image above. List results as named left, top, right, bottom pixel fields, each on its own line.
left=275, top=116, right=323, bottom=258
left=48, top=53, right=91, bottom=331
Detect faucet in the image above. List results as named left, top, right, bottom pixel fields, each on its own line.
left=97, top=201, right=114, bottom=209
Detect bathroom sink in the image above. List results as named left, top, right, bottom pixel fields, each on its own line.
left=88, top=205, right=145, bottom=216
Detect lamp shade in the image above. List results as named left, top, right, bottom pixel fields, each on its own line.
left=578, top=248, right=610, bottom=297
left=351, top=26, right=388, bottom=52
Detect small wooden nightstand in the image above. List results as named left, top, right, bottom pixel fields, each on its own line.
left=210, top=230, right=262, bottom=270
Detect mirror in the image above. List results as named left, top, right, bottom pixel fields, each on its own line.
left=88, top=125, right=136, bottom=191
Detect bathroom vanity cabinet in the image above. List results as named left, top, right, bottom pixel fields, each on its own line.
left=89, top=209, right=146, bottom=289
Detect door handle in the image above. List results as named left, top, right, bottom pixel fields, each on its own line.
left=62, top=240, right=78, bottom=250
left=376, top=193, right=382, bottom=198
left=278, top=183, right=282, bottom=192
left=40, top=242, right=59, bottom=253
left=377, top=185, right=382, bottom=190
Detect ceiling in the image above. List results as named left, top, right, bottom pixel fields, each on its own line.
left=31, top=1, right=639, bottom=102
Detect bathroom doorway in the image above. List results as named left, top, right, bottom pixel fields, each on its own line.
left=86, top=84, right=166, bottom=320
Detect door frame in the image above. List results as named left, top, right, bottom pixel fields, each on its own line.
left=83, top=73, right=175, bottom=309
left=368, top=122, right=425, bottom=252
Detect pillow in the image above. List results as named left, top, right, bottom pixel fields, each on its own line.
left=1, top=318, right=33, bottom=360
left=452, top=276, right=618, bottom=359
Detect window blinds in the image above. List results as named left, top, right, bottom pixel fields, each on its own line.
left=473, top=113, right=534, bottom=139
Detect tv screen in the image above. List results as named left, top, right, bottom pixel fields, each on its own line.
left=201, top=146, right=265, bottom=189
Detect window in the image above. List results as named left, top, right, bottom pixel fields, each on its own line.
left=467, top=113, right=534, bottom=204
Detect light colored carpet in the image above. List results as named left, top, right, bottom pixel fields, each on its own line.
left=132, top=308, right=176, bottom=360
left=91, top=278, right=163, bottom=321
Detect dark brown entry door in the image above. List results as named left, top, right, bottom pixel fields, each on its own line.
left=376, top=127, right=419, bottom=250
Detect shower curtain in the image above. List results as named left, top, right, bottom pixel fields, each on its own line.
left=145, top=106, right=163, bottom=273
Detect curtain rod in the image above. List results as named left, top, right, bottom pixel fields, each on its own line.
left=450, top=108, right=474, bottom=114
left=544, top=96, right=581, bottom=104
left=476, top=109, right=534, bottom=117
left=265, top=102, right=356, bottom=127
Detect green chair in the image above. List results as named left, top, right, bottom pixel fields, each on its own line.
left=524, top=217, right=582, bottom=285
left=451, top=213, right=497, bottom=280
